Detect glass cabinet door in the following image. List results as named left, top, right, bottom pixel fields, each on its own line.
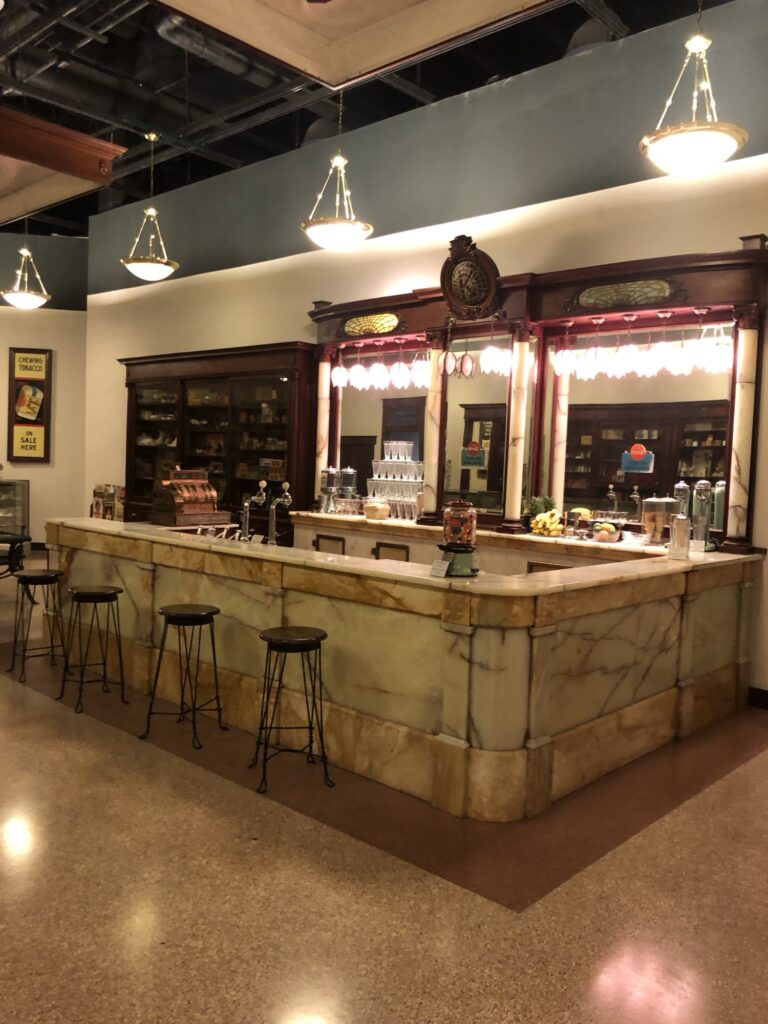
left=231, top=377, right=290, bottom=505
left=133, top=383, right=179, bottom=503
left=0, top=480, right=29, bottom=534
left=183, top=378, right=231, bottom=504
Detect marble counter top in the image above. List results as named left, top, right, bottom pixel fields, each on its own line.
left=47, top=517, right=761, bottom=599
left=290, top=511, right=661, bottom=561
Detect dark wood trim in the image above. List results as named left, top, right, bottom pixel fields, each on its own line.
left=0, top=106, right=125, bottom=183
left=748, top=687, right=768, bottom=710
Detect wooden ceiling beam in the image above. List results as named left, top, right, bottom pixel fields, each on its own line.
left=0, top=106, right=125, bottom=184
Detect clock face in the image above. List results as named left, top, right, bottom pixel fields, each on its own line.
left=450, top=259, right=490, bottom=305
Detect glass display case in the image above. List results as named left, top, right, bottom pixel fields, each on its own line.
left=564, top=400, right=730, bottom=513
left=0, top=479, right=30, bottom=535
left=121, top=344, right=316, bottom=524
left=132, top=383, right=180, bottom=505
left=231, top=376, right=290, bottom=508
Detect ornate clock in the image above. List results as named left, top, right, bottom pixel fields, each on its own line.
left=440, top=235, right=501, bottom=320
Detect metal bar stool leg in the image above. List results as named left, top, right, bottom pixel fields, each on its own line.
left=139, top=619, right=169, bottom=740
left=208, top=620, right=227, bottom=732
left=249, top=644, right=274, bottom=771
left=110, top=598, right=129, bottom=705
left=188, top=624, right=203, bottom=751
left=57, top=598, right=79, bottom=702
left=312, top=644, right=334, bottom=787
left=7, top=580, right=24, bottom=675
left=75, top=603, right=98, bottom=714
left=18, top=584, right=37, bottom=684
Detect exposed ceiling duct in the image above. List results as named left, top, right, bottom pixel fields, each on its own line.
left=155, top=12, right=276, bottom=90
left=565, top=18, right=612, bottom=57
left=155, top=12, right=339, bottom=123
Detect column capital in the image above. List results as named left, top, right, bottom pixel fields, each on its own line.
left=734, top=302, right=760, bottom=331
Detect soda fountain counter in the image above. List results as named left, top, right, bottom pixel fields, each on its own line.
left=47, top=516, right=760, bottom=821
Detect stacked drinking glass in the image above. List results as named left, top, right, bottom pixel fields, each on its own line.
left=367, top=441, right=424, bottom=520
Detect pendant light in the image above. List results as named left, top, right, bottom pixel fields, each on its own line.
left=301, top=93, right=373, bottom=251
left=640, top=2, right=747, bottom=176
left=1, top=248, right=50, bottom=310
left=121, top=132, right=180, bottom=281
left=2, top=220, right=50, bottom=309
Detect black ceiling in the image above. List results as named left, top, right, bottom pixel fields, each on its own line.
left=0, top=0, right=733, bottom=237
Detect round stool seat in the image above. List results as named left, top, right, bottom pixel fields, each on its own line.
left=69, top=585, right=123, bottom=604
left=259, top=625, right=327, bottom=653
left=158, top=603, right=220, bottom=626
left=14, top=569, right=63, bottom=585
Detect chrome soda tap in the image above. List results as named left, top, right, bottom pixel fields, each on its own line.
left=606, top=484, right=619, bottom=516
left=629, top=485, right=641, bottom=521
left=268, top=481, right=292, bottom=546
left=242, top=480, right=267, bottom=541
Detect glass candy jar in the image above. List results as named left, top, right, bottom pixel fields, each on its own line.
left=443, top=499, right=477, bottom=549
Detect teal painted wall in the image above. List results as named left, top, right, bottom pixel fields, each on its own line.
left=87, top=0, right=768, bottom=295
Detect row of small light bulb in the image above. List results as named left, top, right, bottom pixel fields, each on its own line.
left=552, top=333, right=734, bottom=381
left=331, top=354, right=432, bottom=391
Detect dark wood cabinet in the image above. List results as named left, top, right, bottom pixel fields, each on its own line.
left=565, top=400, right=729, bottom=511
left=120, top=343, right=317, bottom=523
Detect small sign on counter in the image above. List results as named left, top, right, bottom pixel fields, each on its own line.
left=430, top=558, right=451, bottom=578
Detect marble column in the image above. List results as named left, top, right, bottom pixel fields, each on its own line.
left=422, top=348, right=443, bottom=516
left=550, top=367, right=570, bottom=513
left=314, top=358, right=331, bottom=499
left=503, top=337, right=531, bottom=527
left=333, top=377, right=343, bottom=469
left=725, top=321, right=758, bottom=543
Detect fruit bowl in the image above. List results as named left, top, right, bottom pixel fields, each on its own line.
left=592, top=522, right=622, bottom=543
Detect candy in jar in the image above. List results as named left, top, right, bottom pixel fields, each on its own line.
left=443, top=499, right=477, bottom=548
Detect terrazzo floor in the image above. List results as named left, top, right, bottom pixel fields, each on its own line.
left=2, top=557, right=768, bottom=1021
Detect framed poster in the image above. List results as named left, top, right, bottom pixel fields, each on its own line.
left=8, top=348, right=52, bottom=463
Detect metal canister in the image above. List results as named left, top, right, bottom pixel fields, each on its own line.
left=339, top=466, right=358, bottom=497
left=641, top=494, right=678, bottom=545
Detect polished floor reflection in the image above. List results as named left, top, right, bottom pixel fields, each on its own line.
left=1, top=673, right=768, bottom=1023
left=2, top=558, right=767, bottom=1021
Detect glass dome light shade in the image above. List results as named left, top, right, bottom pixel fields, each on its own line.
left=480, top=345, right=502, bottom=374
left=369, top=361, right=390, bottom=390
left=410, top=356, right=431, bottom=389
left=121, top=206, right=179, bottom=282
left=640, top=121, right=748, bottom=176
left=331, top=364, right=349, bottom=388
left=389, top=360, right=411, bottom=389
left=301, top=217, right=373, bottom=251
left=458, top=353, right=475, bottom=378
left=120, top=256, right=179, bottom=281
left=348, top=363, right=370, bottom=390
left=1, top=288, right=49, bottom=309
left=437, top=350, right=456, bottom=376
left=1, top=247, right=51, bottom=310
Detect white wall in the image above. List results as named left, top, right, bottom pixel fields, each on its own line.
left=0, top=308, right=87, bottom=542
left=84, top=152, right=768, bottom=686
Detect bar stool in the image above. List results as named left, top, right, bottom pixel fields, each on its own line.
left=139, top=604, right=227, bottom=750
left=8, top=568, right=65, bottom=683
left=249, top=626, right=334, bottom=793
left=57, top=586, right=128, bottom=714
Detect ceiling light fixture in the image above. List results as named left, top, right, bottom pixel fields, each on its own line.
left=121, top=133, right=179, bottom=281
left=2, top=218, right=51, bottom=310
left=640, top=2, right=747, bottom=176
left=301, top=93, right=373, bottom=251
